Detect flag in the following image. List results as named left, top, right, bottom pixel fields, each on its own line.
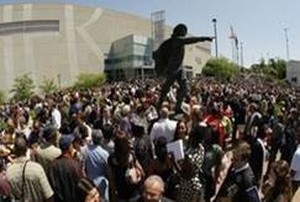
left=229, top=26, right=238, bottom=48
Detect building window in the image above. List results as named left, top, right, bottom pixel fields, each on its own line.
left=0, top=20, right=59, bottom=36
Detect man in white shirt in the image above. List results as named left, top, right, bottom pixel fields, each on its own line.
left=150, top=107, right=177, bottom=144
left=51, top=105, right=61, bottom=130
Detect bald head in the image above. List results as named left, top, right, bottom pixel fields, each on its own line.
left=144, top=175, right=164, bottom=191
left=143, top=175, right=165, bottom=202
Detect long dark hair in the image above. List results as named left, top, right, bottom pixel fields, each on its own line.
left=114, top=131, right=131, bottom=166
left=188, top=124, right=205, bottom=150
left=174, top=120, right=188, bottom=141
left=154, top=136, right=168, bottom=162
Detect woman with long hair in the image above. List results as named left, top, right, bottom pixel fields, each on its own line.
left=173, top=120, right=189, bottom=148
left=107, top=131, right=144, bottom=202
left=174, top=123, right=206, bottom=202
left=262, top=160, right=293, bottom=202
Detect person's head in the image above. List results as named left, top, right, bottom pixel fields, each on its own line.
left=190, top=96, right=199, bottom=106
left=59, top=134, right=75, bottom=155
left=174, top=120, right=188, bottom=141
left=232, top=140, right=251, bottom=166
left=77, top=178, right=101, bottom=202
left=143, top=175, right=165, bottom=202
left=154, top=137, right=168, bottom=161
left=79, top=125, right=89, bottom=142
left=102, top=106, right=111, bottom=118
left=102, top=124, right=114, bottom=140
left=121, top=105, right=131, bottom=117
left=92, top=130, right=103, bottom=145
left=249, top=103, right=258, bottom=113
left=172, top=23, right=188, bottom=37
left=160, top=107, right=169, bottom=119
left=191, top=105, right=203, bottom=121
left=42, top=124, right=58, bottom=144
left=188, top=123, right=205, bottom=149
left=161, top=101, right=170, bottom=110
left=14, top=136, right=28, bottom=157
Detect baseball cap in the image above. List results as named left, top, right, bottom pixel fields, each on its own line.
left=59, top=134, right=75, bottom=151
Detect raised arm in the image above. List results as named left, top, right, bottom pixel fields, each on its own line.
left=180, top=36, right=214, bottom=45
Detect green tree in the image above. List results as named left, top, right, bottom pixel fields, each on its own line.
left=250, top=58, right=286, bottom=80
left=10, top=73, right=35, bottom=101
left=39, top=78, right=58, bottom=95
left=269, top=58, right=286, bottom=80
left=0, top=90, right=5, bottom=105
left=202, top=57, right=238, bottom=80
left=74, top=73, right=106, bottom=89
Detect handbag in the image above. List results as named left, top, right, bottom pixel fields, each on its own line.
left=125, top=156, right=142, bottom=185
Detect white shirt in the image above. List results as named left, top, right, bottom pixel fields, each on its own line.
left=84, top=123, right=92, bottom=143
left=291, top=145, right=300, bottom=181
left=51, top=108, right=61, bottom=130
left=150, top=118, right=177, bottom=143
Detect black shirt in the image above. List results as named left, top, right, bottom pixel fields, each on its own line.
left=48, top=156, right=83, bottom=202
left=217, top=164, right=260, bottom=202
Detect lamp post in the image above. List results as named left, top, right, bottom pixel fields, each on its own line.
left=284, top=28, right=290, bottom=61
left=212, top=18, right=218, bottom=57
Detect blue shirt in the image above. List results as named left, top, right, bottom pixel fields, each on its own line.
left=84, top=145, right=109, bottom=186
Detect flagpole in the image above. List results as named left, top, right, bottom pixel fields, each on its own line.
left=236, top=42, right=239, bottom=68
left=284, top=28, right=290, bottom=61
left=240, top=42, right=244, bottom=68
left=212, top=18, right=218, bottom=57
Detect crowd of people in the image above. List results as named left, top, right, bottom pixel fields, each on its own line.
left=0, top=74, right=299, bottom=202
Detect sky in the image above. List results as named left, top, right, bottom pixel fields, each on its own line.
left=1, top=0, right=300, bottom=67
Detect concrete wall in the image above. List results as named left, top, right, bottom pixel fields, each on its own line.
left=287, top=60, right=300, bottom=86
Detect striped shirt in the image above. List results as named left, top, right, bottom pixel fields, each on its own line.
left=7, top=157, right=53, bottom=202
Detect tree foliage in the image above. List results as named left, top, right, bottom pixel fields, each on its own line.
left=0, top=91, right=5, bottom=105
left=39, top=78, right=58, bottom=95
left=202, top=57, right=238, bottom=80
left=10, top=74, right=35, bottom=102
left=250, top=58, right=286, bottom=80
left=74, top=73, right=106, bottom=90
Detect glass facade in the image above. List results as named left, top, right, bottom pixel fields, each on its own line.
left=105, top=35, right=155, bottom=80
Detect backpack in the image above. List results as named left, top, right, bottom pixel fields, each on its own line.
left=152, top=38, right=172, bottom=76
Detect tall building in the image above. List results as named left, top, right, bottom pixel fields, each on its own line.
left=0, top=2, right=211, bottom=94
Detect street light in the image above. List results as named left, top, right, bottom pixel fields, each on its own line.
left=212, top=18, right=218, bottom=57
left=284, top=28, right=290, bottom=61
